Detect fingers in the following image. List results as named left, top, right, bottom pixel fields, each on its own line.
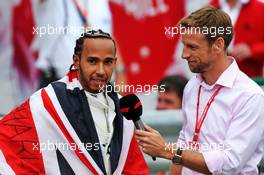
left=135, top=130, right=148, bottom=145
left=135, top=134, right=151, bottom=146
left=135, top=125, right=161, bottom=146
left=144, top=124, right=159, bottom=134
left=135, top=129, right=149, bottom=137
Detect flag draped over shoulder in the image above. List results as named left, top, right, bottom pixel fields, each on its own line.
left=0, top=70, right=149, bottom=175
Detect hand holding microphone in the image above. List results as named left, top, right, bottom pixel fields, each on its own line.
left=119, top=94, right=158, bottom=161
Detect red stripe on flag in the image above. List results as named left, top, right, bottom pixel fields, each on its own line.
left=41, top=89, right=99, bottom=175
left=0, top=100, right=46, bottom=174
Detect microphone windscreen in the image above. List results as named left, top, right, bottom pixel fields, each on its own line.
left=119, top=94, right=142, bottom=121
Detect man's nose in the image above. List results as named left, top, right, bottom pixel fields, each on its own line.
left=181, top=46, right=190, bottom=60
left=96, top=63, right=105, bottom=75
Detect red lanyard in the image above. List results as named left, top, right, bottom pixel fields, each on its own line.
left=193, top=84, right=223, bottom=143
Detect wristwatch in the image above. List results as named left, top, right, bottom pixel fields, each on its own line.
left=172, top=148, right=183, bottom=164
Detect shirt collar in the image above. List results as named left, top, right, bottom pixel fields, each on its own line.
left=197, top=57, right=239, bottom=89
left=85, top=91, right=116, bottom=112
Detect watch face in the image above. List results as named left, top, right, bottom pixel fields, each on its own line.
left=172, top=155, right=182, bottom=164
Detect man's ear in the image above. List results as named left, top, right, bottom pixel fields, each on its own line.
left=212, top=37, right=225, bottom=54
left=73, top=54, right=80, bottom=70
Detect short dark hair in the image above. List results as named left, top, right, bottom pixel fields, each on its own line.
left=179, top=6, right=233, bottom=50
left=158, top=75, right=188, bottom=99
left=74, top=29, right=116, bottom=58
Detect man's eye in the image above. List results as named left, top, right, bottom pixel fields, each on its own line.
left=188, top=45, right=195, bottom=49
left=186, top=44, right=197, bottom=50
left=190, top=45, right=198, bottom=50
left=88, top=59, right=97, bottom=64
left=105, top=60, right=113, bottom=65
left=164, top=99, right=173, bottom=105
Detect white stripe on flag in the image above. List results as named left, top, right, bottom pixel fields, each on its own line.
left=0, top=149, right=16, bottom=175
left=113, top=119, right=134, bottom=175
left=30, top=89, right=62, bottom=175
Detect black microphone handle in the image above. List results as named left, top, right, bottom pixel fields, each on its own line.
left=134, top=119, right=156, bottom=161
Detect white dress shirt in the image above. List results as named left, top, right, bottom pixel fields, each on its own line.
left=178, top=57, right=264, bottom=175
left=85, top=91, right=116, bottom=175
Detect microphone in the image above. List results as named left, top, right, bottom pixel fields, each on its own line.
left=119, top=94, right=144, bottom=130
left=119, top=94, right=156, bottom=161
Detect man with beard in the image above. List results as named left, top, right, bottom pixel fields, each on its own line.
left=135, top=6, right=264, bottom=175
left=0, top=29, right=149, bottom=175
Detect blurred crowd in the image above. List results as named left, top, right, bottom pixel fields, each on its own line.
left=1, top=0, right=264, bottom=114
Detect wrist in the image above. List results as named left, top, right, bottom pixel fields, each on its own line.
left=172, top=148, right=183, bottom=165
left=163, top=143, right=176, bottom=160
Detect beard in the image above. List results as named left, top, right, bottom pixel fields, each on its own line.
left=188, top=61, right=210, bottom=73
left=79, top=65, right=98, bottom=93
left=79, top=65, right=109, bottom=93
